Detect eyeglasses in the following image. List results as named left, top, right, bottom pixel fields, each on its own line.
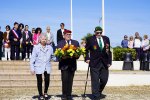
left=96, top=32, right=102, bottom=34
left=47, top=29, right=50, bottom=30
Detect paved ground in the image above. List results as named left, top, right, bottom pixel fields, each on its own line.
left=0, top=86, right=150, bottom=100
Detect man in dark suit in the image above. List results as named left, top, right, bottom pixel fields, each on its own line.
left=0, top=26, right=3, bottom=60
left=22, top=25, right=32, bottom=60
left=57, top=30, right=79, bottom=100
left=57, top=23, right=66, bottom=44
left=85, top=26, right=112, bottom=100
left=9, top=22, right=22, bottom=60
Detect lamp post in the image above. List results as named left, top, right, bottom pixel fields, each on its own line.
left=102, top=0, right=105, bottom=35
left=71, top=0, right=73, bottom=38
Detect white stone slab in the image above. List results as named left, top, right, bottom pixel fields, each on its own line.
left=107, top=74, right=150, bottom=86
left=77, top=61, right=142, bottom=71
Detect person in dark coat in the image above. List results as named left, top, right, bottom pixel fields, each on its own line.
left=57, top=23, right=66, bottom=44
left=22, top=25, right=32, bottom=60
left=9, top=22, right=22, bottom=60
left=56, top=30, right=80, bottom=100
left=85, top=26, right=112, bottom=100
left=0, top=26, right=3, bottom=60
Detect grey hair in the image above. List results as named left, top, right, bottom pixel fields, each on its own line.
left=38, top=33, right=48, bottom=42
left=46, top=26, right=50, bottom=30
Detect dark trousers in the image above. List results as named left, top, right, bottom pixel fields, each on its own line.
left=10, top=45, right=20, bottom=60
left=61, top=69, right=75, bottom=97
left=22, top=44, right=31, bottom=59
left=135, top=48, right=141, bottom=60
left=0, top=45, right=2, bottom=60
left=36, top=71, right=50, bottom=96
left=30, top=45, right=34, bottom=54
left=90, top=62, right=109, bottom=99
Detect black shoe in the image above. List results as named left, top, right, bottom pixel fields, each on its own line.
left=39, top=95, right=44, bottom=100
left=93, top=97, right=101, bottom=100
left=61, top=95, right=67, bottom=100
left=100, top=94, right=106, bottom=99
left=67, top=96, right=73, bottom=100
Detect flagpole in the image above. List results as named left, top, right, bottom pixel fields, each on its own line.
left=71, top=0, right=73, bottom=38
left=102, top=0, right=105, bottom=35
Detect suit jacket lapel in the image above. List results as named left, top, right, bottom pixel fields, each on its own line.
left=102, top=36, right=106, bottom=47
left=62, top=40, right=67, bottom=48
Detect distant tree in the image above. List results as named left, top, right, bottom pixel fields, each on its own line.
left=81, top=33, right=93, bottom=42
left=114, top=46, right=122, bottom=48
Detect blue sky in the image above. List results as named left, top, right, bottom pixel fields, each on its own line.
left=0, top=0, right=150, bottom=47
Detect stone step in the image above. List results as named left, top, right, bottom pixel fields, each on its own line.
left=0, top=79, right=91, bottom=87
left=0, top=69, right=149, bottom=74
left=0, top=85, right=91, bottom=90
left=0, top=69, right=61, bottom=73
left=0, top=73, right=90, bottom=80
left=0, top=66, right=59, bottom=70
left=0, top=61, right=58, bottom=66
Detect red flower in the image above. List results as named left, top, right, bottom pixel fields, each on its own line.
left=106, top=44, right=109, bottom=49
left=93, top=45, right=97, bottom=50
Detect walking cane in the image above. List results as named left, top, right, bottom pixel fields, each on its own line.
left=83, top=65, right=90, bottom=99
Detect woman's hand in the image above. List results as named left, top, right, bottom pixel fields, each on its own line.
left=31, top=71, right=35, bottom=75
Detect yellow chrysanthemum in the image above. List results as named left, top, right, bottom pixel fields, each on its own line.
left=69, top=53, right=74, bottom=57
left=61, top=50, right=64, bottom=55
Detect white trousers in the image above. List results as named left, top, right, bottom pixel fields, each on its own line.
left=4, top=48, right=10, bottom=60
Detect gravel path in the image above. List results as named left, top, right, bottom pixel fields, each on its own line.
left=0, top=86, right=150, bottom=100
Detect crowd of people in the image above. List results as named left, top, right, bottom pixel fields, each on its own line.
left=121, top=32, right=150, bottom=60
left=0, top=22, right=67, bottom=61
left=28, top=25, right=112, bottom=100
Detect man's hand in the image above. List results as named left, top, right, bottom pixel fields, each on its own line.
left=26, top=42, right=28, bottom=44
left=86, top=60, right=90, bottom=64
left=107, top=64, right=111, bottom=68
left=6, top=40, right=10, bottom=43
left=30, top=41, right=33, bottom=45
left=14, top=38, right=18, bottom=41
left=31, top=71, right=35, bottom=75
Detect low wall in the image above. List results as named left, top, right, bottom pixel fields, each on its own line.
left=77, top=61, right=141, bottom=71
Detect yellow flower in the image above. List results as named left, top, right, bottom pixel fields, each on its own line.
left=69, top=53, right=74, bottom=57
left=67, top=49, right=73, bottom=52
left=76, top=49, right=79, bottom=52
left=81, top=47, right=86, bottom=53
left=61, top=50, right=64, bottom=55
left=54, top=49, right=58, bottom=55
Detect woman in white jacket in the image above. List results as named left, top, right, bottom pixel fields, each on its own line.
left=30, top=34, right=55, bottom=100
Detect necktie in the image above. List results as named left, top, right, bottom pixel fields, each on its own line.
left=67, top=40, right=70, bottom=44
left=99, top=38, right=102, bottom=51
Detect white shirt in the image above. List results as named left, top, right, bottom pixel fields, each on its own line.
left=97, top=37, right=104, bottom=49
left=66, top=40, right=71, bottom=45
left=134, top=39, right=141, bottom=48
left=141, top=39, right=149, bottom=51
left=128, top=40, right=134, bottom=48
left=25, top=31, right=29, bottom=39
left=47, top=32, right=50, bottom=40
left=61, top=29, right=64, bottom=35
left=46, top=32, right=54, bottom=44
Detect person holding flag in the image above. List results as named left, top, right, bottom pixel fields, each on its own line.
left=9, top=22, right=22, bottom=60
